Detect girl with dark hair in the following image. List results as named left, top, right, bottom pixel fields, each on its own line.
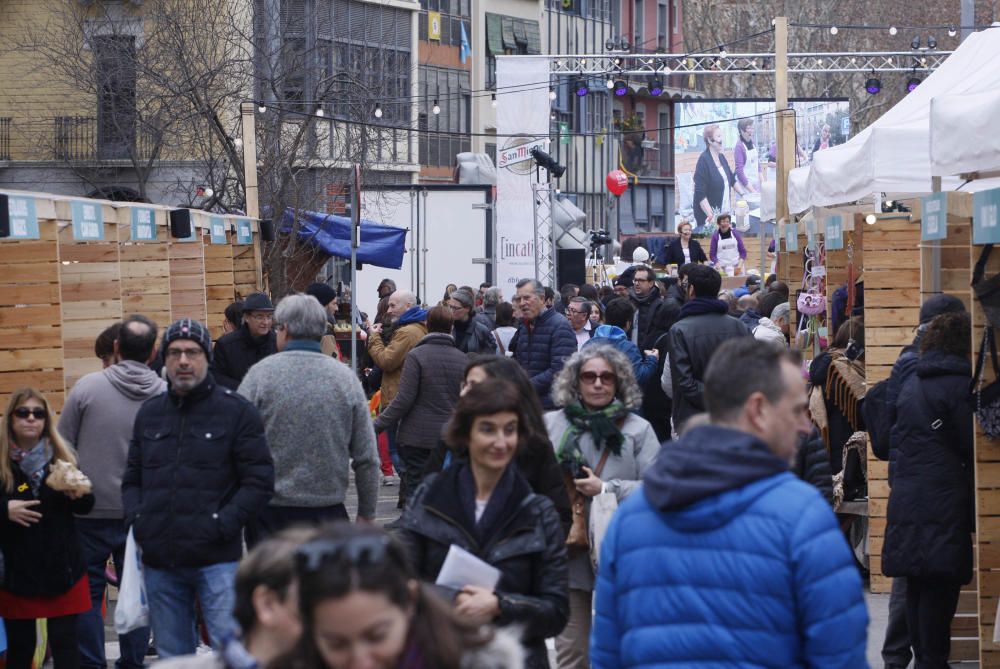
left=492, top=303, right=518, bottom=356
left=277, top=524, right=524, bottom=669
left=399, top=380, right=569, bottom=669
left=0, top=388, right=95, bottom=669
left=883, top=312, right=974, bottom=668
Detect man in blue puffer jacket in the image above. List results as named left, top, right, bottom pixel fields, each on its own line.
left=592, top=337, right=868, bottom=669
left=509, top=278, right=577, bottom=408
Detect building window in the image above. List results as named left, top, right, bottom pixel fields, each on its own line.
left=657, top=1, right=667, bottom=51
left=419, top=0, right=470, bottom=46
left=93, top=35, right=137, bottom=160
left=485, top=13, right=541, bottom=89
left=419, top=66, right=471, bottom=167
left=671, top=0, right=680, bottom=34
left=633, top=0, right=643, bottom=51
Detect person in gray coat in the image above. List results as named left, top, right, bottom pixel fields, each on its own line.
left=374, top=305, right=469, bottom=496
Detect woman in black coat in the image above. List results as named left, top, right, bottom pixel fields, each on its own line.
left=0, top=388, right=95, bottom=669
left=658, top=219, right=707, bottom=267
left=692, top=124, right=747, bottom=230
left=882, top=312, right=974, bottom=668
left=399, top=379, right=569, bottom=669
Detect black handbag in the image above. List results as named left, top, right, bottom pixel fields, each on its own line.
left=972, top=326, right=1000, bottom=439
left=972, top=244, right=1000, bottom=329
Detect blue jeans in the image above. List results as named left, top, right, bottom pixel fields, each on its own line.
left=387, top=430, right=405, bottom=474
left=76, top=518, right=150, bottom=669
left=143, top=562, right=238, bottom=659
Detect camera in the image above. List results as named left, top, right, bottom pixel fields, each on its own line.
left=560, top=459, right=588, bottom=480
left=589, top=229, right=612, bottom=247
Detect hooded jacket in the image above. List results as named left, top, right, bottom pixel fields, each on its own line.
left=591, top=425, right=868, bottom=669
left=59, top=360, right=167, bottom=519
left=211, top=323, right=278, bottom=390
left=882, top=350, right=974, bottom=583
left=752, top=316, right=787, bottom=347
left=367, top=306, right=429, bottom=408
left=584, top=325, right=657, bottom=387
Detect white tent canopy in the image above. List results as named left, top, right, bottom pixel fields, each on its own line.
left=930, top=86, right=1000, bottom=176
left=788, top=28, right=1000, bottom=214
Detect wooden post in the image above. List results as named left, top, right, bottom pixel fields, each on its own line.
left=240, top=102, right=264, bottom=291
left=774, top=17, right=796, bottom=239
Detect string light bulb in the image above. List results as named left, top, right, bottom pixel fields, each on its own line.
left=315, top=106, right=324, bottom=117
left=549, top=88, right=557, bottom=100
left=233, top=138, right=243, bottom=151
left=374, top=103, right=383, bottom=119
left=830, top=26, right=839, bottom=35
left=889, top=26, right=898, bottom=36
left=491, top=93, right=497, bottom=108
left=948, top=25, right=958, bottom=37
left=865, top=214, right=877, bottom=225
left=432, top=100, right=441, bottom=115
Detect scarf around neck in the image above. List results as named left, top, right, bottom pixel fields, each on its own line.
left=679, top=297, right=729, bottom=320
left=557, top=401, right=628, bottom=465
left=10, top=439, right=50, bottom=496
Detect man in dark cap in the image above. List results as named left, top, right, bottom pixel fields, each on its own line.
left=306, top=282, right=343, bottom=359
left=123, top=318, right=274, bottom=659
left=879, top=293, right=967, bottom=669
left=211, top=292, right=278, bottom=389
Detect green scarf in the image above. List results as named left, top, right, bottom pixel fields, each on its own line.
left=557, top=401, right=628, bottom=465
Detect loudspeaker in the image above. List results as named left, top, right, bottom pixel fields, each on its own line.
left=557, top=248, right=586, bottom=287
left=259, top=219, right=275, bottom=242
left=169, top=209, right=192, bottom=238
left=0, top=194, right=8, bottom=238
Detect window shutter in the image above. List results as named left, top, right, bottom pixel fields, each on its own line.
left=485, top=14, right=503, bottom=56
left=501, top=16, right=516, bottom=50
left=524, top=20, right=541, bottom=54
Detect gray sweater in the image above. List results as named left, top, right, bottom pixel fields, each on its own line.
left=237, top=343, right=380, bottom=518
left=58, top=360, right=167, bottom=519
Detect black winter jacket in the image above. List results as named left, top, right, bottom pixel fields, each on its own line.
left=657, top=237, right=708, bottom=267
left=399, top=464, right=569, bottom=669
left=0, top=461, right=94, bottom=596
left=882, top=351, right=974, bottom=583
left=372, top=334, right=467, bottom=448
left=454, top=315, right=498, bottom=355
left=629, top=286, right=668, bottom=351
left=210, top=324, right=278, bottom=390
left=668, top=304, right=751, bottom=430
left=122, top=374, right=275, bottom=569
left=509, top=308, right=577, bottom=409
left=886, top=337, right=920, bottom=484
left=794, top=428, right=834, bottom=504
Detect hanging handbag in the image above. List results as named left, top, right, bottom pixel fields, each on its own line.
left=972, top=326, right=1000, bottom=439
left=564, top=448, right=612, bottom=551
left=972, top=244, right=1000, bottom=329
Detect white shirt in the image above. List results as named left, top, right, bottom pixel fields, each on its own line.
left=575, top=328, right=591, bottom=350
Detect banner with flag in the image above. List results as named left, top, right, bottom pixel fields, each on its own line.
left=460, top=21, right=471, bottom=64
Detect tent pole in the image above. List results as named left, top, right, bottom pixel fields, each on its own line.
left=929, top=175, right=942, bottom=293
left=351, top=164, right=361, bottom=376
left=774, top=18, right=796, bottom=263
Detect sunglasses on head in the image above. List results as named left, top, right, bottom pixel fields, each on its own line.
left=13, top=407, right=46, bottom=420
left=296, top=535, right=391, bottom=573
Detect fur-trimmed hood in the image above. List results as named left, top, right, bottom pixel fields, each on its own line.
left=460, top=627, right=526, bottom=669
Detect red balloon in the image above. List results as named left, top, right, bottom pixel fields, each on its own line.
left=606, top=170, right=629, bottom=197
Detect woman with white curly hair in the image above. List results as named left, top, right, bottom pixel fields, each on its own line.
left=545, top=346, right=661, bottom=669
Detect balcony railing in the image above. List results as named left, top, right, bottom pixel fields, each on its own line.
left=641, top=141, right=673, bottom=179
left=0, top=118, right=10, bottom=160
left=53, top=116, right=156, bottom=162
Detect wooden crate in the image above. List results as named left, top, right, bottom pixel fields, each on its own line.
left=0, top=192, right=264, bottom=417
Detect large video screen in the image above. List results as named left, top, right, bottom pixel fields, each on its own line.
left=673, top=99, right=851, bottom=233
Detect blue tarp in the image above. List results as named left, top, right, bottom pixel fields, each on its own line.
left=280, top=208, right=407, bottom=269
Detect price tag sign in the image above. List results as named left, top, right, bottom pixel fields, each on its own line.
left=131, top=207, right=157, bottom=242
left=974, top=187, right=1000, bottom=245
left=235, top=218, right=253, bottom=245
left=71, top=201, right=104, bottom=241
left=209, top=216, right=227, bottom=244
left=4, top=195, right=39, bottom=239
left=784, top=223, right=798, bottom=252
left=921, top=193, right=947, bottom=241
left=824, top=214, right=844, bottom=250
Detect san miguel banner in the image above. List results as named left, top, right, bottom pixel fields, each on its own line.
left=495, top=56, right=549, bottom=290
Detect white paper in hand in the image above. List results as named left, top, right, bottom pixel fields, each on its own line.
left=435, top=544, right=501, bottom=591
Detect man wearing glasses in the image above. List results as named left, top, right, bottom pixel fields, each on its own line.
left=123, top=318, right=274, bottom=658
left=211, top=292, right=278, bottom=390
left=566, top=297, right=594, bottom=351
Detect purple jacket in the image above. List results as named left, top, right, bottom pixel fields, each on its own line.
left=709, top=229, right=748, bottom=264
left=734, top=140, right=752, bottom=188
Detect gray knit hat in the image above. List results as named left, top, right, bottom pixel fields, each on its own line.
left=162, top=318, right=213, bottom=361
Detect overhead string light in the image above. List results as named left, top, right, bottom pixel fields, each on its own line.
left=491, top=93, right=497, bottom=108
left=432, top=100, right=441, bottom=115
left=829, top=26, right=839, bottom=35
left=374, top=103, right=383, bottom=119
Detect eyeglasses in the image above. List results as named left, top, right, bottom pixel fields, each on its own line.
left=580, top=371, right=616, bottom=385
left=447, top=303, right=467, bottom=312
left=296, top=535, right=391, bottom=573
left=633, top=277, right=653, bottom=284
left=567, top=308, right=588, bottom=315
left=246, top=313, right=273, bottom=322
left=165, top=347, right=205, bottom=360
left=13, top=407, right=46, bottom=420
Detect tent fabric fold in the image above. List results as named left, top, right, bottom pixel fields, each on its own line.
left=280, top=208, right=407, bottom=269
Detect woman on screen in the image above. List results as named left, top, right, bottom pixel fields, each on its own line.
left=692, top=124, right=747, bottom=230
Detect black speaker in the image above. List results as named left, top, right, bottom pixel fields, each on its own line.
left=557, top=248, right=587, bottom=287
left=259, top=219, right=275, bottom=242
left=169, top=209, right=192, bottom=238
left=0, top=194, right=9, bottom=238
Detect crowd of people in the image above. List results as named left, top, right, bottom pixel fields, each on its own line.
left=0, top=256, right=979, bottom=669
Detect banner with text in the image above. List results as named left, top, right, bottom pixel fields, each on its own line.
left=496, top=56, right=550, bottom=291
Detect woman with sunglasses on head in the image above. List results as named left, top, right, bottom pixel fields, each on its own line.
left=276, top=524, right=525, bottom=669
left=545, top=346, right=660, bottom=669
left=0, top=388, right=95, bottom=669
left=399, top=380, right=569, bottom=668
left=692, top=124, right=747, bottom=231
left=422, top=355, right=572, bottom=531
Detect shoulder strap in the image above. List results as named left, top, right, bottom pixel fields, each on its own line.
left=974, top=327, right=1000, bottom=390
left=973, top=244, right=994, bottom=286
left=594, top=447, right=612, bottom=478
left=493, top=330, right=506, bottom=355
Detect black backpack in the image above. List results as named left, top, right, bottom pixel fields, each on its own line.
left=861, top=379, right=891, bottom=461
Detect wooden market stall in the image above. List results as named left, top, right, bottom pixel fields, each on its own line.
left=0, top=191, right=264, bottom=413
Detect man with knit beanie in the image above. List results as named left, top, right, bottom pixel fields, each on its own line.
left=305, top=282, right=343, bottom=359
left=238, top=294, right=380, bottom=544
left=123, top=318, right=274, bottom=659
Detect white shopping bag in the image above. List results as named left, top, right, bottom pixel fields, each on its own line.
left=114, top=529, right=149, bottom=635
left=589, top=492, right=618, bottom=570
